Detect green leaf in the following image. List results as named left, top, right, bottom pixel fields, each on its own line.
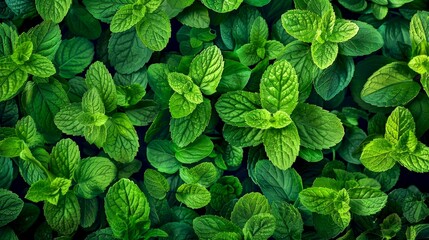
left=15, top=115, right=43, bottom=147
left=409, top=55, right=429, bottom=74
left=243, top=213, right=276, bottom=240
left=0, top=23, right=18, bottom=57
left=79, top=197, right=98, bottom=228
left=193, top=215, right=241, bottom=240
left=291, top=103, right=344, bottom=150
left=381, top=214, right=402, bottom=239
left=299, top=187, right=337, bottom=215
left=136, top=10, right=171, bottom=51
left=109, top=28, right=153, bottom=74
left=236, top=43, right=261, bottom=66
left=0, top=189, right=24, bottom=228
left=189, top=46, right=224, bottom=95
left=25, top=178, right=71, bottom=204
left=146, top=140, right=180, bottom=174
left=175, top=135, right=214, bottom=164
left=244, top=109, right=272, bottom=129
left=231, top=192, right=270, bottom=228
left=105, top=179, right=150, bottom=240
left=410, top=11, right=429, bottom=56
left=281, top=10, right=321, bottom=43
left=328, top=19, right=359, bottom=43
left=44, top=192, right=80, bottom=235
left=348, top=187, right=388, bottom=216
left=104, top=113, right=139, bottom=163
left=169, top=92, right=197, bottom=118
left=22, top=80, right=69, bottom=143
left=360, top=138, right=396, bottom=172
left=27, top=21, right=61, bottom=60
left=177, top=2, right=210, bottom=29
left=143, top=169, right=169, bottom=200
left=74, top=157, right=117, bottom=199
left=180, top=162, right=219, bottom=187
left=0, top=137, right=25, bottom=157
left=223, top=124, right=264, bottom=147
left=54, top=37, right=94, bottom=78
left=81, top=88, right=105, bottom=115
left=200, top=0, right=243, bottom=13
left=338, top=0, right=367, bottom=12
left=168, top=72, right=194, bottom=95
left=311, top=40, right=338, bottom=69
left=403, top=198, right=429, bottom=223
left=176, top=183, right=211, bottom=209
left=11, top=41, right=33, bottom=65
left=263, top=123, right=300, bottom=170
left=338, top=21, right=384, bottom=56
left=65, top=3, right=102, bottom=40
left=85, top=61, right=117, bottom=113
left=271, top=201, right=304, bottom=240
left=50, top=138, right=80, bottom=179
left=0, top=157, right=13, bottom=189
left=54, top=103, right=85, bottom=136
left=398, top=143, right=429, bottom=173
left=314, top=55, right=354, bottom=100
left=83, top=0, right=133, bottom=23
left=250, top=17, right=268, bottom=47
left=35, top=0, right=72, bottom=23
left=215, top=91, right=260, bottom=127
left=254, top=160, right=303, bottom=202
left=260, top=60, right=298, bottom=114
left=19, top=54, right=56, bottom=77
left=0, top=61, right=28, bottom=102
left=110, top=4, right=143, bottom=33
left=361, top=62, right=420, bottom=107
left=170, top=98, right=211, bottom=147
left=385, top=106, right=416, bottom=146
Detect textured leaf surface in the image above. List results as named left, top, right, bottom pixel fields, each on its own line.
left=36, top=0, right=71, bottom=23
left=136, top=11, right=171, bottom=51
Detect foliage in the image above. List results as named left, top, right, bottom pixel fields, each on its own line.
left=1, top=0, right=429, bottom=239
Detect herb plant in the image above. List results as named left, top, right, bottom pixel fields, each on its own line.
left=1, top=0, right=429, bottom=239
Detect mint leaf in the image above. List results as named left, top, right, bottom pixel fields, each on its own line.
left=0, top=189, right=24, bottom=227
left=146, top=140, right=181, bottom=174
left=281, top=10, right=321, bottom=43
left=19, top=54, right=56, bottom=77
left=260, top=60, right=298, bottom=114
left=170, top=98, right=211, bottom=148
left=193, top=215, right=241, bottom=240
left=292, top=103, right=344, bottom=150
left=44, top=192, right=80, bottom=235
left=299, top=187, right=337, bottom=215
left=223, top=124, right=264, bottom=147
left=110, top=4, right=143, bottom=33
left=54, top=103, right=85, bottom=136
left=244, top=109, right=272, bottom=129
left=104, top=113, right=139, bottom=163
left=200, top=0, right=243, bottom=13
left=143, top=169, right=169, bottom=199
left=311, top=40, right=338, bottom=69
left=179, top=162, right=219, bottom=187
left=398, top=143, right=429, bottom=173
left=231, top=192, right=270, bottom=228
left=189, top=46, right=224, bottom=95
left=25, top=177, right=71, bottom=204
left=361, top=138, right=396, bottom=172
left=108, top=28, right=153, bottom=74
left=272, top=201, right=304, bottom=240
left=74, top=157, right=117, bottom=199
left=27, top=21, right=61, bottom=60
left=385, top=106, right=416, bottom=146
left=348, top=187, right=388, bottom=216
left=175, top=135, right=214, bottom=164
left=50, top=138, right=80, bottom=179
left=243, top=213, right=276, bottom=240
left=136, top=10, right=171, bottom=51
left=54, top=37, right=94, bottom=78
left=328, top=19, right=359, bottom=43
left=263, top=123, right=300, bottom=170
left=176, top=183, right=211, bottom=209
left=254, top=160, right=303, bottom=202
left=215, top=91, right=260, bottom=127
left=0, top=62, right=28, bottom=102
left=35, top=0, right=71, bottom=23
left=85, top=61, right=117, bottom=113
left=361, top=62, right=420, bottom=107
left=105, top=179, right=150, bottom=239
left=169, top=92, right=197, bottom=118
